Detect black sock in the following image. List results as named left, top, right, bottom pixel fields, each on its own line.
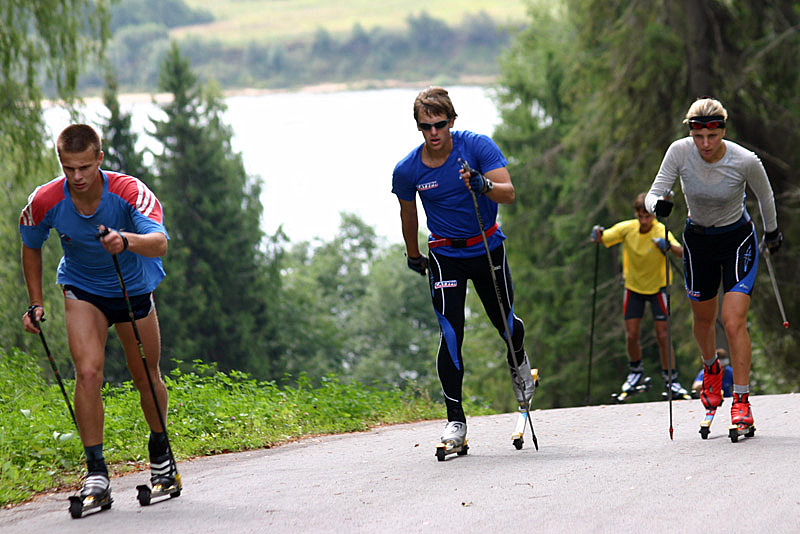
left=84, top=444, right=108, bottom=475
left=148, top=431, right=168, bottom=459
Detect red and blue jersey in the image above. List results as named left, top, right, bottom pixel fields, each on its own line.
left=392, top=130, right=508, bottom=258
left=19, top=170, right=169, bottom=297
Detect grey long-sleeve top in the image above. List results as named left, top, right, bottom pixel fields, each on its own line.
left=645, top=137, right=777, bottom=232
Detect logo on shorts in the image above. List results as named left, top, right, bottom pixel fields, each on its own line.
left=417, top=181, right=438, bottom=191
left=688, top=289, right=701, bottom=298
left=434, top=280, right=457, bottom=289
left=743, top=244, right=753, bottom=271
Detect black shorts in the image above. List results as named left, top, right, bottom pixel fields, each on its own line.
left=682, top=219, right=758, bottom=301
left=63, top=284, right=154, bottom=326
left=623, top=288, right=668, bottom=321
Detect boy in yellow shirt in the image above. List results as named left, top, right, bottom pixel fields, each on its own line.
left=592, top=193, right=690, bottom=400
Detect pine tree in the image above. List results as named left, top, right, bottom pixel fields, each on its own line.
left=150, top=42, right=279, bottom=376
left=99, top=71, right=148, bottom=180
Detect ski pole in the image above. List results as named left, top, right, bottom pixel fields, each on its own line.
left=586, top=240, right=599, bottom=404
left=659, top=191, right=675, bottom=440
left=97, top=228, right=181, bottom=482
left=459, top=159, right=538, bottom=450
left=28, top=307, right=79, bottom=431
left=761, top=247, right=789, bottom=328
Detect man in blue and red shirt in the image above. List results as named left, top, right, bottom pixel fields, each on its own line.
left=20, top=124, right=171, bottom=502
left=392, top=87, right=535, bottom=448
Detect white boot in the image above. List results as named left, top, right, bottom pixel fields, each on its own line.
left=440, top=421, right=467, bottom=448
left=509, top=353, right=536, bottom=405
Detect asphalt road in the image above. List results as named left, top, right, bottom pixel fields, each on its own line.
left=2, top=393, right=799, bottom=533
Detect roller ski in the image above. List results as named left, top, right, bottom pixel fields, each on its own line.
left=698, top=407, right=718, bottom=439
left=728, top=392, right=755, bottom=443
left=435, top=421, right=468, bottom=461
left=611, top=363, right=651, bottom=403
left=136, top=453, right=182, bottom=505
left=68, top=471, right=113, bottom=519
left=511, top=367, right=539, bottom=450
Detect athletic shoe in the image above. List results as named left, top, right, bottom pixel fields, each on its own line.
left=150, top=452, right=176, bottom=488
left=80, top=472, right=110, bottom=498
left=621, top=363, right=645, bottom=393
left=440, top=421, right=467, bottom=448
left=731, top=392, right=754, bottom=426
left=701, top=358, right=723, bottom=409
left=665, top=379, right=690, bottom=399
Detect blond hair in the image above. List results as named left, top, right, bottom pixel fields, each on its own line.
left=683, top=97, right=728, bottom=124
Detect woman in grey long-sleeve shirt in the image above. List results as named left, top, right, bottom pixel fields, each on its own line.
left=645, top=97, right=782, bottom=435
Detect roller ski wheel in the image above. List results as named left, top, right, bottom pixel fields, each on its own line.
left=611, top=376, right=651, bottom=403
left=699, top=408, right=717, bottom=439
left=68, top=490, right=113, bottom=519
left=435, top=440, right=468, bottom=461
left=136, top=473, right=182, bottom=506
left=728, top=424, right=756, bottom=443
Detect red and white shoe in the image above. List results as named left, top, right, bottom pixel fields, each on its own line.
left=731, top=392, right=754, bottom=427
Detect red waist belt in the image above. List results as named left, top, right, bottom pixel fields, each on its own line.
left=429, top=222, right=499, bottom=249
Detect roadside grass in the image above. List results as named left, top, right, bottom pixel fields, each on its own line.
left=177, top=0, right=528, bottom=44
left=0, top=348, right=491, bottom=507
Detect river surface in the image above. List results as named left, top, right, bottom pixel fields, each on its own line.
left=44, top=86, right=502, bottom=245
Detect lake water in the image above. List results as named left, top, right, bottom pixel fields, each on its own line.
left=43, top=86, right=501, bottom=245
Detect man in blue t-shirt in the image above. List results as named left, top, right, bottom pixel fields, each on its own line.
left=20, top=124, right=173, bottom=503
left=392, top=87, right=535, bottom=448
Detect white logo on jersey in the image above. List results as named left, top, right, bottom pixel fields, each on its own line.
left=417, top=181, right=438, bottom=191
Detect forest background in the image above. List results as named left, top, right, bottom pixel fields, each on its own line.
left=2, top=0, right=799, bottom=418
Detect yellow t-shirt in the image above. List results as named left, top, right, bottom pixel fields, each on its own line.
left=601, top=219, right=680, bottom=294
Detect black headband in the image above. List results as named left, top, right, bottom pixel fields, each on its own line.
left=689, top=115, right=725, bottom=123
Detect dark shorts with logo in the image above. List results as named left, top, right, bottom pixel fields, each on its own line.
left=682, top=219, right=758, bottom=302
left=63, top=284, right=154, bottom=326
left=623, top=288, right=668, bottom=321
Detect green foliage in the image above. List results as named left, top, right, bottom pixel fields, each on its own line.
left=0, top=350, right=487, bottom=506
left=109, top=0, right=212, bottom=32
left=150, top=42, right=280, bottom=376
left=493, top=0, right=800, bottom=406
left=0, top=1, right=110, bottom=363
left=1, top=1, right=110, bottom=166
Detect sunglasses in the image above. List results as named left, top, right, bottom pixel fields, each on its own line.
left=418, top=120, right=449, bottom=131
left=688, top=117, right=725, bottom=130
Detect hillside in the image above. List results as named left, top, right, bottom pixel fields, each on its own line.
left=176, top=0, right=529, bottom=44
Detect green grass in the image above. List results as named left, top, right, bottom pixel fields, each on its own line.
left=177, top=0, right=529, bottom=44
left=0, top=348, right=492, bottom=506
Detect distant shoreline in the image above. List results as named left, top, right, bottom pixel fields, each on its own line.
left=45, top=76, right=497, bottom=107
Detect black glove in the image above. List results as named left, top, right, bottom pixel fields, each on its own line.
left=468, top=172, right=493, bottom=195
left=406, top=254, right=428, bottom=276
left=762, top=229, right=783, bottom=255
left=654, top=198, right=674, bottom=217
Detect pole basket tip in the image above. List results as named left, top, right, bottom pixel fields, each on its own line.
left=783, top=321, right=790, bottom=329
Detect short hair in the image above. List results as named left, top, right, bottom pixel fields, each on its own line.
left=57, top=124, right=102, bottom=158
left=683, top=97, right=728, bottom=124
left=413, top=86, right=458, bottom=122
left=633, top=193, right=647, bottom=212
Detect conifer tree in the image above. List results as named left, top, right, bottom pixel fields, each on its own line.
left=99, top=71, right=148, bottom=180
left=151, top=42, right=279, bottom=376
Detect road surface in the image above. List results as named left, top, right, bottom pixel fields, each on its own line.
left=2, top=393, right=799, bottom=533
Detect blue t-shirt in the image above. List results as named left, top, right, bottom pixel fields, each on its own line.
left=392, top=130, right=508, bottom=258
left=20, top=170, right=169, bottom=297
left=694, top=365, right=734, bottom=397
